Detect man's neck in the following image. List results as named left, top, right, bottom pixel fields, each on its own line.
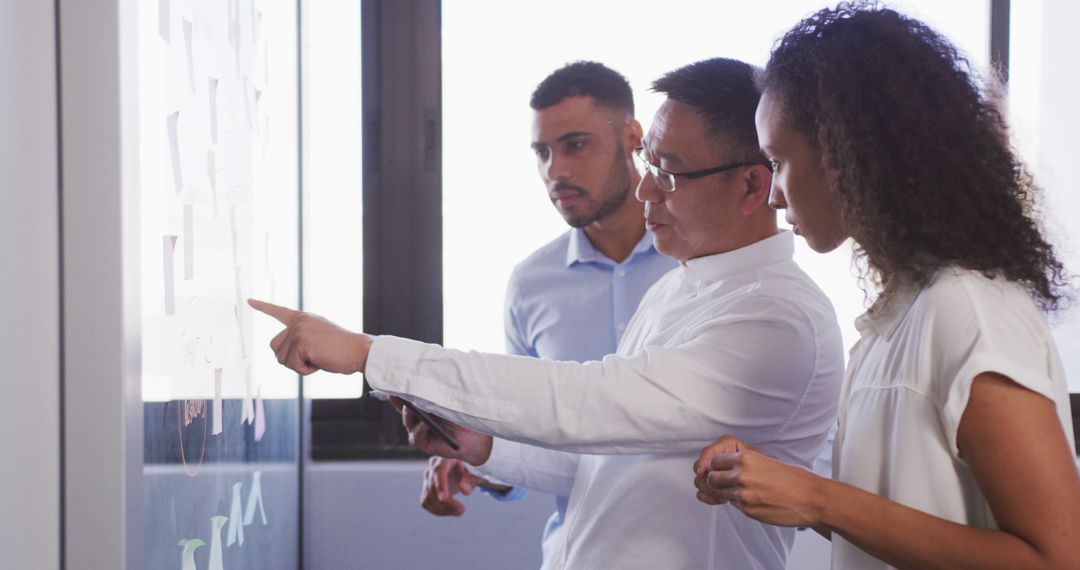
left=582, top=196, right=647, bottom=264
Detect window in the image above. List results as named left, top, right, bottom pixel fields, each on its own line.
left=1009, top=1, right=1080, bottom=392
left=303, top=0, right=364, bottom=399
left=442, top=0, right=991, bottom=359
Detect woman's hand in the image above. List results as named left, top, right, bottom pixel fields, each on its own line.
left=693, top=435, right=828, bottom=528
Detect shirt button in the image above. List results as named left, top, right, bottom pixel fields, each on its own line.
left=616, top=322, right=626, bottom=332
left=616, top=269, right=626, bottom=277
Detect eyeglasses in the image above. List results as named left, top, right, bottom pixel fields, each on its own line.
left=633, top=147, right=771, bottom=193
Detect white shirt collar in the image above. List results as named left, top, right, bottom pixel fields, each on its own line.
left=679, top=230, right=794, bottom=285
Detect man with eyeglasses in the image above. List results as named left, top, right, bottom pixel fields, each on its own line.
left=252, top=58, right=843, bottom=569
left=417, top=61, right=676, bottom=570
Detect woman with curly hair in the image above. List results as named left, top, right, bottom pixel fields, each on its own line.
left=694, top=3, right=1080, bottom=568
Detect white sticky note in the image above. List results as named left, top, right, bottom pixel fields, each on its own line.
left=209, top=516, right=227, bottom=570
left=254, top=388, right=266, bottom=442
left=158, top=0, right=170, bottom=43
left=183, top=204, right=194, bottom=280
left=212, top=368, right=223, bottom=435
left=163, top=235, right=177, bottom=315
left=183, top=19, right=195, bottom=92
left=167, top=111, right=182, bottom=195
left=241, top=367, right=255, bottom=425
left=227, top=482, right=244, bottom=546
left=244, top=470, right=268, bottom=526
left=208, top=78, right=219, bottom=144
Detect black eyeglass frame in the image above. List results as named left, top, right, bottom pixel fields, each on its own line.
left=633, top=147, right=772, bottom=192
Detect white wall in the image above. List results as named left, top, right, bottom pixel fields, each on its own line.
left=0, top=0, right=61, bottom=567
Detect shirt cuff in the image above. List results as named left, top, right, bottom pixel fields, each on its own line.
left=464, top=442, right=525, bottom=502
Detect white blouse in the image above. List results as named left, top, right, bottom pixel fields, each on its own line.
left=832, top=268, right=1076, bottom=569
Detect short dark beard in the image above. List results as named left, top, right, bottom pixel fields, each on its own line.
left=565, top=142, right=633, bottom=228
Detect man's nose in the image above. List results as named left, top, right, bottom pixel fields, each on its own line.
left=545, top=153, right=571, bottom=182
left=635, top=169, right=664, bottom=204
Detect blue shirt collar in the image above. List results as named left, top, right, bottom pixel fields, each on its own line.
left=566, top=228, right=659, bottom=268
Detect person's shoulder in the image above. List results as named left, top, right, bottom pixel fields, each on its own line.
left=756, top=259, right=840, bottom=321
left=914, top=267, right=1049, bottom=346
left=505, top=230, right=573, bottom=303
left=920, top=267, right=1039, bottom=318
left=510, top=230, right=573, bottom=278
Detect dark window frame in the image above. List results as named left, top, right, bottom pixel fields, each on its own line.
left=310, top=0, right=441, bottom=461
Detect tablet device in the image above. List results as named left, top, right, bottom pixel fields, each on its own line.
left=368, top=390, right=461, bottom=451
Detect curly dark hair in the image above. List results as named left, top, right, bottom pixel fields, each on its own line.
left=760, top=1, right=1070, bottom=311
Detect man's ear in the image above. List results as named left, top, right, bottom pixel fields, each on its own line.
left=625, top=118, right=644, bottom=149
left=741, top=165, right=773, bottom=215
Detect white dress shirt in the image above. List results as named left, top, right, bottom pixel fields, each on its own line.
left=367, top=231, right=844, bottom=569
left=831, top=268, right=1077, bottom=570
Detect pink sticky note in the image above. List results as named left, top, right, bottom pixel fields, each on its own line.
left=254, top=389, right=266, bottom=442
left=212, top=368, right=223, bottom=435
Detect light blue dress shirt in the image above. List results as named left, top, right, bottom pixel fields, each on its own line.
left=491, top=227, right=676, bottom=569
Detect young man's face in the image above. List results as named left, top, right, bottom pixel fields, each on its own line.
left=531, top=96, right=640, bottom=228
left=755, top=90, right=847, bottom=253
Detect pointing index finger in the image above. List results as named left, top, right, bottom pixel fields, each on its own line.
left=247, top=298, right=298, bottom=324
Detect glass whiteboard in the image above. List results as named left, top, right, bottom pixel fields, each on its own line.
left=137, top=0, right=300, bottom=567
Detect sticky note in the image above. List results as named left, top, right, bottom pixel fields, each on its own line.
left=183, top=19, right=195, bottom=92
left=163, top=235, right=177, bottom=315
left=208, top=78, right=219, bottom=144
left=244, top=470, right=268, bottom=526
left=158, top=0, right=169, bottom=43
left=209, top=516, right=227, bottom=570
left=167, top=111, right=182, bottom=195
left=179, top=538, right=205, bottom=570
left=212, top=368, right=223, bottom=435
left=227, top=482, right=244, bottom=546
left=254, top=388, right=266, bottom=442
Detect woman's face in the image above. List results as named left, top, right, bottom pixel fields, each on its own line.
left=755, top=90, right=848, bottom=253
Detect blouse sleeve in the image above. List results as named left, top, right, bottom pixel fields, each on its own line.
left=929, top=274, right=1060, bottom=459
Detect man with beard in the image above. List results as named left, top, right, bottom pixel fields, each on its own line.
left=418, top=61, right=676, bottom=570
left=252, top=58, right=843, bottom=569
